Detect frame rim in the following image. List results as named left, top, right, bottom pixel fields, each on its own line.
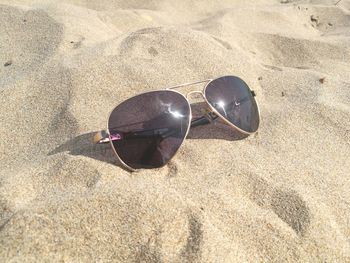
left=202, top=75, right=261, bottom=135
left=106, top=89, right=192, bottom=172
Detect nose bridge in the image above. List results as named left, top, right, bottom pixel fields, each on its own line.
left=186, top=90, right=205, bottom=100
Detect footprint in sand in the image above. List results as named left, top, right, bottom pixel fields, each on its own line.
left=243, top=173, right=311, bottom=236
left=271, top=189, right=311, bottom=236
left=180, top=213, right=203, bottom=263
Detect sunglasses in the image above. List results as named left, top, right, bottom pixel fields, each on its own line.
left=94, top=75, right=260, bottom=171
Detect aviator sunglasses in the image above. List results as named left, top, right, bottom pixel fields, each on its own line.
left=94, top=75, right=260, bottom=171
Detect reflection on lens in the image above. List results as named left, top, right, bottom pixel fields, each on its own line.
left=169, top=110, right=184, bottom=118
left=216, top=100, right=227, bottom=117
left=205, top=76, right=259, bottom=133
left=108, top=90, right=191, bottom=169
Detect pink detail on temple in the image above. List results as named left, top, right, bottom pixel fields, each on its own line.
left=110, top=133, right=122, bottom=141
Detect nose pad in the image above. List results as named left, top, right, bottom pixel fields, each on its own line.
left=186, top=91, right=213, bottom=113
left=186, top=91, right=207, bottom=114
left=185, top=90, right=205, bottom=100
left=186, top=91, right=218, bottom=126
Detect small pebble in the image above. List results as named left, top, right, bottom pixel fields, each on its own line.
left=319, top=77, right=325, bottom=84
left=282, top=91, right=285, bottom=97
left=4, top=60, right=12, bottom=67
left=258, top=76, right=263, bottom=80
left=310, top=15, right=318, bottom=24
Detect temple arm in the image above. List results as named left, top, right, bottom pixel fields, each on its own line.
left=94, top=130, right=112, bottom=144
left=94, top=90, right=256, bottom=144
left=93, top=113, right=218, bottom=144
left=190, top=112, right=218, bottom=128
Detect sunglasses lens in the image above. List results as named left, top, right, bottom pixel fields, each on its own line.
left=108, top=90, right=190, bottom=169
left=205, top=76, right=259, bottom=133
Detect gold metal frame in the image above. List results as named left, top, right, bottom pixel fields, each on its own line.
left=95, top=75, right=260, bottom=171
left=202, top=76, right=261, bottom=136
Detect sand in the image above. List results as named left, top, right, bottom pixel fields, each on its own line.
left=0, top=0, right=350, bottom=262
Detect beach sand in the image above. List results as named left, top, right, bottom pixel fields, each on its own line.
left=0, top=0, right=350, bottom=262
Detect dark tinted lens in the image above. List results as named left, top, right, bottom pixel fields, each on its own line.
left=108, top=90, right=190, bottom=169
left=205, top=76, right=259, bottom=133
